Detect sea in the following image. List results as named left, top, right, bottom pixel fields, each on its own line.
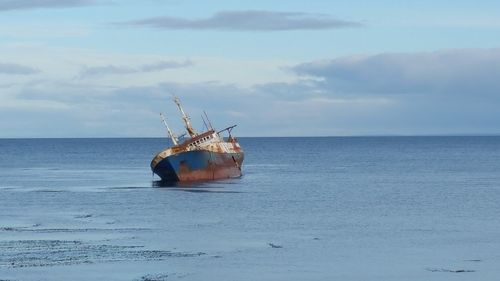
left=0, top=137, right=500, bottom=281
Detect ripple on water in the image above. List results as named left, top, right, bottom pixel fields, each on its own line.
left=0, top=240, right=205, bottom=268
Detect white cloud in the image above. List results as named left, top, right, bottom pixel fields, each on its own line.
left=2, top=46, right=500, bottom=137
left=79, top=60, right=194, bottom=77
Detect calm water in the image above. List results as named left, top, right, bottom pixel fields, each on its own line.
left=1, top=137, right=500, bottom=280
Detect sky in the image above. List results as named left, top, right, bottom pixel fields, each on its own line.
left=1, top=0, right=500, bottom=137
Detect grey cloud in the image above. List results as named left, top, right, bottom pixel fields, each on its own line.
left=140, top=60, right=193, bottom=71
left=253, top=80, right=324, bottom=101
left=0, top=62, right=40, bottom=75
left=0, top=0, right=96, bottom=11
left=120, top=10, right=362, bottom=31
left=80, top=65, right=136, bottom=76
left=292, top=48, right=500, bottom=97
left=80, top=60, right=193, bottom=77
left=9, top=70, right=500, bottom=137
left=9, top=48, right=500, bottom=137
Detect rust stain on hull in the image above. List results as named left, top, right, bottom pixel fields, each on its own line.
left=177, top=155, right=242, bottom=181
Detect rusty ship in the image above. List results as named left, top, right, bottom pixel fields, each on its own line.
left=151, top=97, right=244, bottom=182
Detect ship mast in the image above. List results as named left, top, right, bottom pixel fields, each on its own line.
left=173, top=96, right=197, bottom=138
left=160, top=113, right=178, bottom=145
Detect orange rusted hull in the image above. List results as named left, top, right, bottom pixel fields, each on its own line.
left=152, top=150, right=244, bottom=182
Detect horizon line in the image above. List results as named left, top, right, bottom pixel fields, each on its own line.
left=1, top=134, right=500, bottom=139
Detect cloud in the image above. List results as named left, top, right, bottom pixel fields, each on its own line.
left=10, top=78, right=396, bottom=137
left=0, top=0, right=97, bottom=11
left=0, top=62, right=39, bottom=75
left=292, top=48, right=500, bottom=97
left=79, top=60, right=193, bottom=77
left=80, top=65, right=134, bottom=76
left=140, top=60, right=194, bottom=72
left=4, top=48, right=500, bottom=137
left=283, top=48, right=500, bottom=135
left=120, top=10, right=362, bottom=31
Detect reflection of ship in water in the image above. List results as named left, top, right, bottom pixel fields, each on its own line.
left=151, top=97, right=244, bottom=182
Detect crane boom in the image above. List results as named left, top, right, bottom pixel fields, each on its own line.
left=160, top=113, right=178, bottom=145
left=173, top=96, right=197, bottom=138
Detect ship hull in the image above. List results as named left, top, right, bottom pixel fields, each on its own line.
left=152, top=150, right=244, bottom=182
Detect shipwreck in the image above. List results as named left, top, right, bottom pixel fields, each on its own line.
left=151, top=97, right=244, bottom=182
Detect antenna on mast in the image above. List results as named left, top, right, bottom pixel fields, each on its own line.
left=204, top=111, right=214, bottom=130
left=201, top=114, right=209, bottom=131
left=160, top=113, right=178, bottom=145
left=173, top=96, right=197, bottom=138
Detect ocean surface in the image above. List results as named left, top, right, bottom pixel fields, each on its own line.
left=1, top=137, right=500, bottom=281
